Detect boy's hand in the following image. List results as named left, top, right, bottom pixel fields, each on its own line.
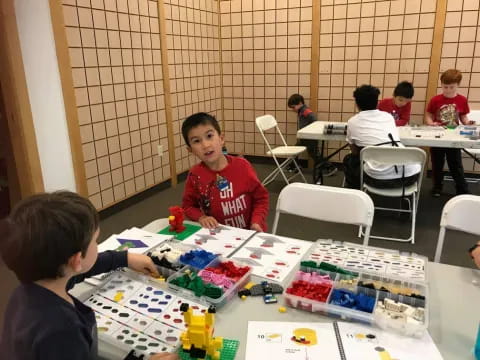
left=471, top=243, right=480, bottom=268
left=199, top=216, right=218, bottom=229
left=127, top=253, right=159, bottom=277
left=250, top=223, right=263, bottom=232
left=150, top=353, right=179, bottom=360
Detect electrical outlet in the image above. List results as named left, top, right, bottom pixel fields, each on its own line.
left=157, top=144, right=164, bottom=157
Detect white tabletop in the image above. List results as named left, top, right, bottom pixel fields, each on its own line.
left=297, top=121, right=480, bottom=149
left=71, top=219, right=480, bottom=360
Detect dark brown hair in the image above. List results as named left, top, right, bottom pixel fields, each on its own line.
left=440, top=69, right=462, bottom=85
left=181, top=112, right=221, bottom=146
left=288, top=93, right=305, bottom=108
left=0, top=191, right=99, bottom=283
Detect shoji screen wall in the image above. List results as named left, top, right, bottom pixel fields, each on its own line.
left=220, top=0, right=313, bottom=155
left=61, top=0, right=171, bottom=209
left=54, top=0, right=480, bottom=210
left=317, top=0, right=437, bottom=161
left=440, top=0, right=480, bottom=172
left=163, top=0, right=222, bottom=173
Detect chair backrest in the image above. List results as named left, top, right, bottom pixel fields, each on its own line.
left=360, top=146, right=426, bottom=190
left=440, top=195, right=480, bottom=234
left=255, top=114, right=278, bottom=131
left=272, top=183, right=374, bottom=237
left=469, top=110, right=480, bottom=124
left=434, top=194, right=480, bottom=262
left=255, top=114, right=289, bottom=149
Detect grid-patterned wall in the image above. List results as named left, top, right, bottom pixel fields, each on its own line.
left=163, top=0, right=222, bottom=174
left=62, top=0, right=170, bottom=209
left=318, top=0, right=437, bottom=161
left=220, top=0, right=313, bottom=156
left=440, top=0, right=480, bottom=172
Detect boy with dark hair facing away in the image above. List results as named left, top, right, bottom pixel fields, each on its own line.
left=182, top=112, right=269, bottom=231
left=0, top=191, right=177, bottom=360
left=343, top=85, right=420, bottom=189
left=426, top=69, right=474, bottom=197
left=287, top=93, right=336, bottom=180
left=377, top=81, right=414, bottom=127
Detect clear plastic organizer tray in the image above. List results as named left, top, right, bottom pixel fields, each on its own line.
left=167, top=257, right=252, bottom=309
left=285, top=242, right=429, bottom=338
left=303, top=239, right=428, bottom=283
left=147, top=239, right=198, bottom=278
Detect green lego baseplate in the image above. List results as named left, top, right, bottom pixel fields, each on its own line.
left=178, top=339, right=240, bottom=360
left=158, top=223, right=201, bottom=240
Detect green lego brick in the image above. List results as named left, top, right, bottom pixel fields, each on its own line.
left=158, top=223, right=201, bottom=240
left=178, top=339, right=239, bottom=360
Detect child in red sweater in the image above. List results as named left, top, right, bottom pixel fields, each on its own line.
left=181, top=112, right=269, bottom=231
left=426, top=69, right=474, bottom=196
left=377, top=81, right=414, bottom=127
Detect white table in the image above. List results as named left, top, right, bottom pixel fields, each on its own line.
left=298, top=121, right=480, bottom=149
left=71, top=220, right=480, bottom=360
left=297, top=121, right=480, bottom=182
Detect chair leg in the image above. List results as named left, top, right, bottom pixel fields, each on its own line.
left=262, top=157, right=291, bottom=186
left=363, top=226, right=371, bottom=246
left=272, top=211, right=280, bottom=235
left=411, top=192, right=416, bottom=244
left=362, top=192, right=419, bottom=243
left=434, top=227, right=446, bottom=263
left=292, top=159, right=307, bottom=183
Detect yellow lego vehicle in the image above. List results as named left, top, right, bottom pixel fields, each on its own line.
left=180, top=303, right=223, bottom=360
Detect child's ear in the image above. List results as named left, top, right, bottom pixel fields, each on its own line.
left=220, top=133, right=225, bottom=145
left=67, top=252, right=84, bottom=273
left=186, top=145, right=192, bottom=153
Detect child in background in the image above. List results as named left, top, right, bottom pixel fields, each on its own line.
left=344, top=85, right=421, bottom=189
left=425, top=69, right=474, bottom=197
left=377, top=81, right=414, bottom=127
left=0, top=191, right=178, bottom=360
left=182, top=112, right=269, bottom=231
left=287, top=94, right=337, bottom=181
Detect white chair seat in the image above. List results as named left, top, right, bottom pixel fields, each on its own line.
left=267, top=146, right=306, bottom=157
left=363, top=182, right=418, bottom=197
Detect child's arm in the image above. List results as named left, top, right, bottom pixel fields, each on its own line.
left=425, top=111, right=435, bottom=126
left=68, top=252, right=158, bottom=289
left=247, top=163, right=269, bottom=231
left=460, top=114, right=475, bottom=125
left=396, top=102, right=411, bottom=126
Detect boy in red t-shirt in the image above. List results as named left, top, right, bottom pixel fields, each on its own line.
left=426, top=69, right=474, bottom=197
left=181, top=112, right=269, bottom=231
left=377, top=81, right=414, bottom=127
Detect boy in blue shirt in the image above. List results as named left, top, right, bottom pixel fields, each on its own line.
left=0, top=191, right=177, bottom=360
left=288, top=94, right=337, bottom=182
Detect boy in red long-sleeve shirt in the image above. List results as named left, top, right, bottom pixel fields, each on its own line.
left=377, top=81, right=414, bottom=127
left=181, top=112, right=269, bottom=231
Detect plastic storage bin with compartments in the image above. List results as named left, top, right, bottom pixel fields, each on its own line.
left=167, top=256, right=252, bottom=309
left=284, top=239, right=428, bottom=337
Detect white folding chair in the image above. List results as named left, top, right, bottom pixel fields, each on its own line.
left=359, top=146, right=426, bottom=244
left=255, top=114, right=307, bottom=186
left=458, top=110, right=480, bottom=184
left=272, top=183, right=374, bottom=245
left=434, top=194, right=480, bottom=263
